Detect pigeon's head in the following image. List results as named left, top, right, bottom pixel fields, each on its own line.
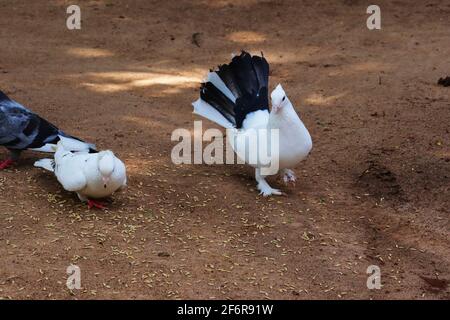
left=270, top=84, right=289, bottom=113
left=98, top=151, right=115, bottom=188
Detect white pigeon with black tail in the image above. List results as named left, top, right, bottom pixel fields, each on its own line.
left=0, top=90, right=95, bottom=170
left=34, top=136, right=127, bottom=209
left=192, top=51, right=312, bottom=196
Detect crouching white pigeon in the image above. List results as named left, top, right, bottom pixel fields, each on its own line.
left=0, top=90, right=95, bottom=170
left=192, top=51, right=312, bottom=196
left=34, top=136, right=127, bottom=209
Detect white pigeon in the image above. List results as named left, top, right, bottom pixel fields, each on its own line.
left=34, top=136, right=127, bottom=209
left=192, top=51, right=312, bottom=196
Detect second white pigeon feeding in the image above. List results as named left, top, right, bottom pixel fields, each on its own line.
left=34, top=136, right=127, bottom=209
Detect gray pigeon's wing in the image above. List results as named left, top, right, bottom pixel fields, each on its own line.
left=0, top=103, right=37, bottom=149
left=0, top=90, right=96, bottom=153
left=0, top=91, right=59, bottom=150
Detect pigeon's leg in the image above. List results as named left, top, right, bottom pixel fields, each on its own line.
left=255, top=168, right=283, bottom=197
left=0, top=159, right=14, bottom=170
left=77, top=193, right=106, bottom=209
left=282, top=169, right=297, bottom=186
left=0, top=150, right=21, bottom=170
left=77, top=193, right=107, bottom=210
left=87, top=199, right=107, bottom=210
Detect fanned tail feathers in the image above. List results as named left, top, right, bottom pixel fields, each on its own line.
left=193, top=51, right=270, bottom=129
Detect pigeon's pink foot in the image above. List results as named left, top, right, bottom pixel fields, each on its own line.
left=0, top=159, right=14, bottom=170
left=87, top=199, right=107, bottom=210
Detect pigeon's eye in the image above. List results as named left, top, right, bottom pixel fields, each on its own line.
left=282, top=96, right=286, bottom=102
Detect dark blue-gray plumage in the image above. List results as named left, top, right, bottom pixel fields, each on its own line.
left=0, top=90, right=95, bottom=169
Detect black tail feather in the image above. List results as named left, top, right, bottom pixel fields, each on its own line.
left=200, top=82, right=236, bottom=126
left=251, top=55, right=269, bottom=92
left=26, top=116, right=60, bottom=149
left=229, top=52, right=260, bottom=98
left=200, top=51, right=270, bottom=129
left=217, top=64, right=243, bottom=98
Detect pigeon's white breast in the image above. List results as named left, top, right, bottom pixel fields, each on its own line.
left=278, top=121, right=312, bottom=169
left=268, top=106, right=313, bottom=171
left=81, top=158, right=126, bottom=199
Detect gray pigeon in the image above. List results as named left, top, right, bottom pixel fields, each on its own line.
left=0, top=90, right=95, bottom=170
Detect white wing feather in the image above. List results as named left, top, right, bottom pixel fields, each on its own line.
left=192, top=98, right=234, bottom=129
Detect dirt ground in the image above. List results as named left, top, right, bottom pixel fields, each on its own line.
left=0, top=0, right=449, bottom=300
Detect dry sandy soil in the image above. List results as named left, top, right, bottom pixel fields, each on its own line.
left=0, top=0, right=449, bottom=300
